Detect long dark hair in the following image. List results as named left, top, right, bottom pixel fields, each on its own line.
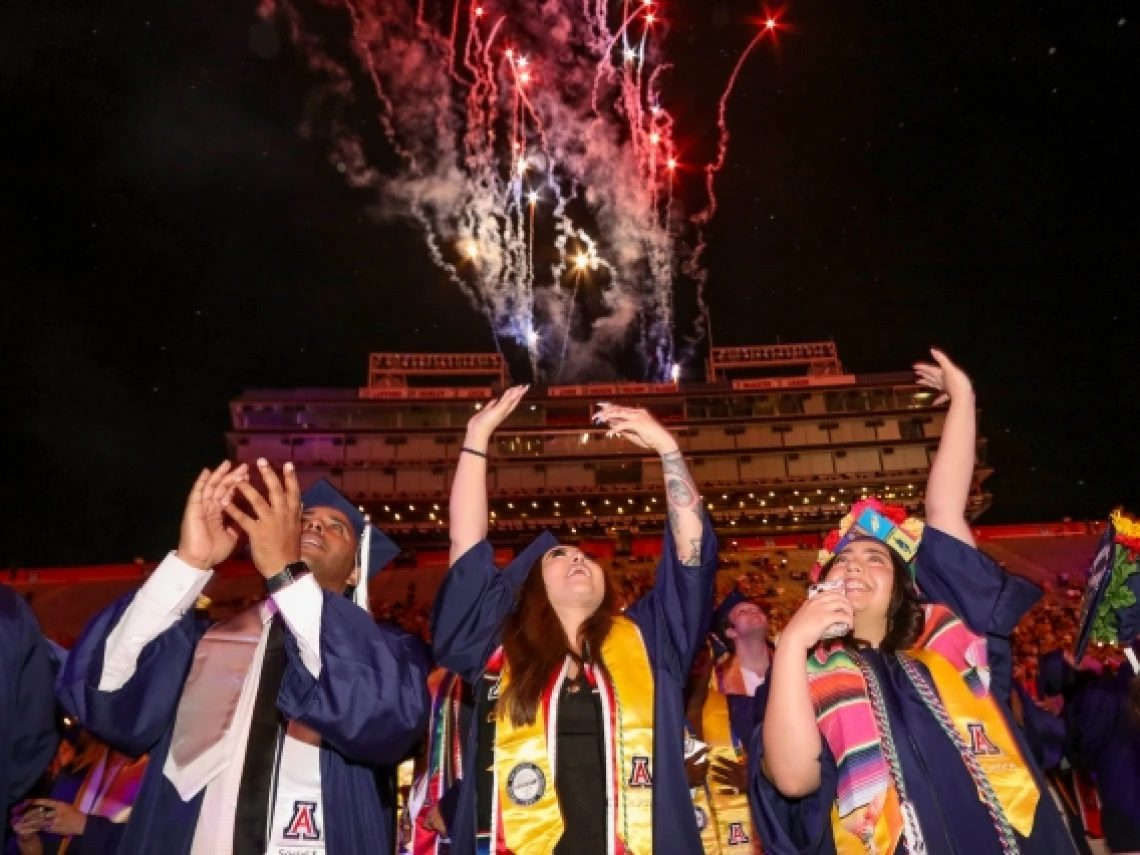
left=499, top=557, right=618, bottom=727
left=820, top=547, right=925, bottom=654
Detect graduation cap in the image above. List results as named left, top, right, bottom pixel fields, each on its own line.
left=712, top=589, right=748, bottom=635
left=811, top=497, right=926, bottom=583
left=302, top=479, right=399, bottom=613
left=1074, top=510, right=1140, bottom=663
left=502, top=531, right=560, bottom=596
left=708, top=588, right=757, bottom=658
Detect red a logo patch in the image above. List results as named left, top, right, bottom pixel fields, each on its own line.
left=283, top=800, right=321, bottom=841
left=627, top=756, right=653, bottom=788
left=967, top=722, right=1001, bottom=756
left=726, top=821, right=751, bottom=846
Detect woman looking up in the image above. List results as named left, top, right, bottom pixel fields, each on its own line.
left=432, top=386, right=718, bottom=855
left=754, top=349, right=1078, bottom=855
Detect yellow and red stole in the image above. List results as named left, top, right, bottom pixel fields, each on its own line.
left=693, top=657, right=756, bottom=854
left=489, top=616, right=655, bottom=855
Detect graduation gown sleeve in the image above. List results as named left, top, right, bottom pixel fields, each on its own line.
left=73, top=815, right=128, bottom=855
left=914, top=526, right=1042, bottom=703
left=0, top=585, right=60, bottom=813
left=277, top=589, right=431, bottom=767
left=57, top=591, right=205, bottom=758
left=625, top=511, right=719, bottom=678
left=1013, top=682, right=1065, bottom=771
left=624, top=514, right=719, bottom=855
left=748, top=679, right=840, bottom=855
left=431, top=541, right=517, bottom=683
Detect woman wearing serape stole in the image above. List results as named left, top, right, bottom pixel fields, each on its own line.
left=432, top=387, right=718, bottom=855
left=753, top=350, right=1077, bottom=855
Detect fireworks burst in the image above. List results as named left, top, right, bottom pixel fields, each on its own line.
left=261, top=0, right=775, bottom=381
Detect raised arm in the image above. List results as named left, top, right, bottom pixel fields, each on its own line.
left=760, top=593, right=854, bottom=798
left=448, top=385, right=529, bottom=565
left=594, top=404, right=704, bottom=562
left=59, top=463, right=247, bottom=756
left=597, top=405, right=716, bottom=670
left=916, top=349, right=977, bottom=546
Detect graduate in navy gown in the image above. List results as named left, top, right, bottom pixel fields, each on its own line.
left=432, top=387, right=718, bottom=855
left=686, top=590, right=772, bottom=852
left=753, top=350, right=1077, bottom=855
left=9, top=729, right=148, bottom=855
left=1, top=585, right=59, bottom=849
left=59, top=461, right=430, bottom=855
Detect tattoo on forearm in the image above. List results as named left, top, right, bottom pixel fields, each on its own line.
left=662, top=451, right=702, bottom=565
left=662, top=451, right=699, bottom=509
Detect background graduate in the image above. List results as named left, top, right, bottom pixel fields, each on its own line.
left=59, top=460, right=430, bottom=855
left=754, top=350, right=1078, bottom=855
left=9, top=728, right=148, bottom=855
left=1049, top=510, right=1140, bottom=854
left=1, top=584, right=59, bottom=849
left=432, top=387, right=719, bottom=855
left=686, top=590, right=771, bottom=853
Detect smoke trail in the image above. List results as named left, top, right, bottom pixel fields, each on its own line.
left=261, top=0, right=764, bottom=382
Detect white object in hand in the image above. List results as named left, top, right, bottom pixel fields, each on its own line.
left=807, top=579, right=851, bottom=640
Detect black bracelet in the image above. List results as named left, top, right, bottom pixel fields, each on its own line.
left=461, top=446, right=488, bottom=459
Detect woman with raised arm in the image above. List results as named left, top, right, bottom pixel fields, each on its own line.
left=432, top=387, right=718, bottom=855
left=753, top=350, right=1078, bottom=855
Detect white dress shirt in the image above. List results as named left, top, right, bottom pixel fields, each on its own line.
left=741, top=666, right=766, bottom=697
left=99, top=553, right=327, bottom=855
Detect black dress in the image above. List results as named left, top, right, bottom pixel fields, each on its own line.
left=553, top=672, right=607, bottom=854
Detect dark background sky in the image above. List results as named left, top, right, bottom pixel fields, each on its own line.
left=2, top=0, right=1138, bottom=567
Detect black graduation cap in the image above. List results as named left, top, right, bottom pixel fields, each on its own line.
left=502, top=531, right=560, bottom=595
left=709, top=588, right=749, bottom=654
left=302, top=479, right=399, bottom=612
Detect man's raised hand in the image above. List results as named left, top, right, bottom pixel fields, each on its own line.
left=176, top=461, right=249, bottom=571
left=221, top=459, right=303, bottom=580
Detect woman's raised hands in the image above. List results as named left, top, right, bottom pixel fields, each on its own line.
left=913, top=348, right=973, bottom=407
left=464, top=385, right=530, bottom=448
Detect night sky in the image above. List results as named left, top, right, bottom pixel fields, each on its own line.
left=3, top=0, right=1138, bottom=567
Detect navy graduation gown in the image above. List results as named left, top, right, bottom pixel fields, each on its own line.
left=58, top=587, right=431, bottom=855
left=0, top=585, right=60, bottom=842
left=749, top=527, right=1078, bottom=855
left=432, top=516, right=719, bottom=855
left=1064, top=658, right=1140, bottom=851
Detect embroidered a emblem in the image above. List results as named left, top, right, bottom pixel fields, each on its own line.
left=726, top=821, right=751, bottom=846
left=627, top=755, right=653, bottom=788
left=282, top=800, right=321, bottom=841
left=968, top=722, right=1001, bottom=756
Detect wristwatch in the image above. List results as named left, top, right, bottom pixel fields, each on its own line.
left=264, top=561, right=309, bottom=594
